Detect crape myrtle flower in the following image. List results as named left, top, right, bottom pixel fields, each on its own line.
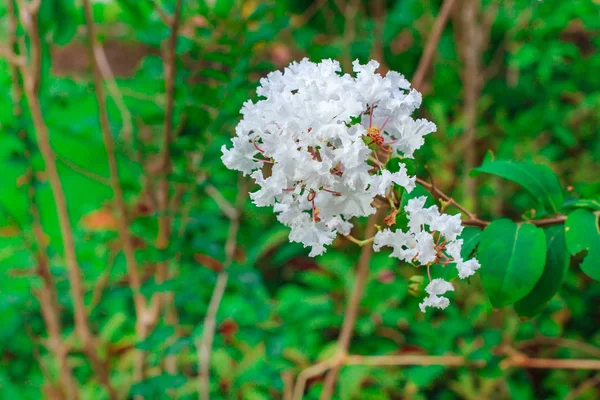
left=222, top=58, right=480, bottom=312
left=374, top=196, right=481, bottom=312
left=222, top=59, right=423, bottom=255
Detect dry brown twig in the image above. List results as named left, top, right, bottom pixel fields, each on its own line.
left=150, top=0, right=183, bottom=326
left=319, top=208, right=385, bottom=399
left=82, top=0, right=151, bottom=387
left=197, top=179, right=247, bottom=400
left=13, top=0, right=116, bottom=397
left=412, top=0, right=457, bottom=92
left=416, top=177, right=567, bottom=228
left=293, top=351, right=600, bottom=400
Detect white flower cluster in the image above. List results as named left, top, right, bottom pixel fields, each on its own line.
left=373, top=196, right=481, bottom=312
left=222, top=58, right=480, bottom=312
left=222, top=59, right=430, bottom=256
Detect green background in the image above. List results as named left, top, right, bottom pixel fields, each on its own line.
left=0, top=0, right=599, bottom=399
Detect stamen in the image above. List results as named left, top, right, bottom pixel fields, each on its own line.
left=253, top=136, right=265, bottom=153
left=380, top=115, right=391, bottom=131
left=252, top=157, right=274, bottom=164
left=322, top=188, right=342, bottom=195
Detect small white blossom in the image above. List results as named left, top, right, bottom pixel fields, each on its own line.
left=419, top=279, right=454, bottom=313
left=374, top=196, right=480, bottom=311
left=456, top=259, right=481, bottom=279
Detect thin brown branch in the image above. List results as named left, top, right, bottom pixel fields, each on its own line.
left=90, top=248, right=117, bottom=311
left=342, top=0, right=360, bottom=72
left=282, top=372, right=294, bottom=400
left=564, top=374, right=600, bottom=400
left=27, top=173, right=79, bottom=400
left=6, top=0, right=22, bottom=105
left=144, top=0, right=185, bottom=381
left=55, top=153, right=111, bottom=186
left=502, top=354, right=600, bottom=370
left=343, top=353, right=600, bottom=370
left=457, top=0, right=484, bottom=211
left=17, top=1, right=115, bottom=397
left=319, top=208, right=386, bottom=400
left=416, top=177, right=566, bottom=228
left=517, top=337, right=600, bottom=358
left=148, top=0, right=172, bottom=25
left=293, top=357, right=343, bottom=400
left=92, top=41, right=133, bottom=143
left=293, top=351, right=600, bottom=399
left=9, top=3, right=78, bottom=394
left=198, top=179, right=246, bottom=400
left=164, top=185, right=195, bottom=376
left=412, top=0, right=457, bottom=91
left=152, top=0, right=183, bottom=319
left=344, top=354, right=468, bottom=367
left=205, top=184, right=239, bottom=220
left=0, top=45, right=26, bottom=66
left=293, top=0, right=328, bottom=27
left=369, top=0, right=387, bottom=73
left=82, top=0, right=149, bottom=385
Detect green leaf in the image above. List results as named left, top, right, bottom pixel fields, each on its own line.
left=562, top=198, right=600, bottom=212
left=565, top=209, right=600, bottom=280
left=213, top=0, right=235, bottom=18
left=461, top=226, right=482, bottom=259
left=130, top=374, right=186, bottom=397
left=472, top=158, right=564, bottom=214
left=479, top=219, right=546, bottom=308
left=54, top=0, right=80, bottom=45
left=135, top=326, right=175, bottom=351
left=514, top=226, right=569, bottom=317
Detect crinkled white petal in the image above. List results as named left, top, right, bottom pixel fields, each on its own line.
left=457, top=258, right=481, bottom=279
left=419, top=279, right=454, bottom=313
left=430, top=213, right=463, bottom=242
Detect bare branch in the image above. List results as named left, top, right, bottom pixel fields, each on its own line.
left=416, top=177, right=566, bottom=228
left=152, top=0, right=183, bottom=318
left=198, top=179, right=246, bottom=400
left=82, top=0, right=150, bottom=385
left=320, top=207, right=386, bottom=399
left=17, top=0, right=115, bottom=396
left=412, top=0, right=457, bottom=91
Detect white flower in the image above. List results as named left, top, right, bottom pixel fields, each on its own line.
left=222, top=58, right=432, bottom=256
left=405, top=197, right=439, bottom=233
left=414, top=231, right=436, bottom=265
left=456, top=258, right=481, bottom=279
left=429, top=213, right=463, bottom=242
left=375, top=196, right=480, bottom=311
left=373, top=229, right=418, bottom=262
left=419, top=279, right=454, bottom=313
left=445, top=238, right=481, bottom=279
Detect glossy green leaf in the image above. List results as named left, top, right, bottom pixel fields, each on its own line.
left=565, top=209, right=600, bottom=280
left=214, top=0, right=235, bottom=18
left=472, top=158, right=563, bottom=214
left=479, top=219, right=546, bottom=308
left=461, top=226, right=482, bottom=259
left=53, top=0, right=79, bottom=45
left=514, top=226, right=569, bottom=317
left=562, top=198, right=600, bottom=212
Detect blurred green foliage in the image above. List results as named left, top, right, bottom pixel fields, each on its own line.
left=0, top=0, right=599, bottom=399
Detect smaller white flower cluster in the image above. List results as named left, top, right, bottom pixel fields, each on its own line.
left=373, top=196, right=481, bottom=313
